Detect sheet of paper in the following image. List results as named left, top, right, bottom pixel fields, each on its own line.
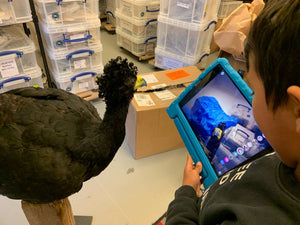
left=154, top=90, right=176, bottom=101
left=140, top=74, right=158, bottom=84
left=0, top=58, right=19, bottom=77
left=151, top=83, right=167, bottom=89
left=74, top=59, right=87, bottom=69
left=134, top=94, right=155, bottom=107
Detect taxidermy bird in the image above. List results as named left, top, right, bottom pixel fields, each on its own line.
left=0, top=56, right=146, bottom=204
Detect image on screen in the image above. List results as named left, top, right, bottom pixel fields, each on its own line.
left=180, top=68, right=270, bottom=176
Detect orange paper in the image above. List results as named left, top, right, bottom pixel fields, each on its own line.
left=165, top=70, right=190, bottom=80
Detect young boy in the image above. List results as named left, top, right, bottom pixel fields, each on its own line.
left=165, top=0, right=300, bottom=224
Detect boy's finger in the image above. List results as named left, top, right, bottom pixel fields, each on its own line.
left=186, top=154, right=193, bottom=165
left=195, top=162, right=202, bottom=173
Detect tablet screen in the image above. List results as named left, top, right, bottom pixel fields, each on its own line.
left=179, top=65, right=270, bottom=176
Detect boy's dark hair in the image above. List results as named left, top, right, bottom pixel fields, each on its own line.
left=245, top=0, right=300, bottom=111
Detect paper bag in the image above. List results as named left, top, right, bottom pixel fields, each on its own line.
left=214, top=0, right=265, bottom=58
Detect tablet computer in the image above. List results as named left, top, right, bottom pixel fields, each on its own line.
left=167, top=58, right=273, bottom=188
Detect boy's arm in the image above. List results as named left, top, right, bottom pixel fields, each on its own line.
left=165, top=155, right=202, bottom=225
left=165, top=185, right=200, bottom=225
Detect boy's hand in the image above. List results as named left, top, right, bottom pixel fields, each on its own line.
left=182, top=154, right=203, bottom=196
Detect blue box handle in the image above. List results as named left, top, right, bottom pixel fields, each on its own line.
left=146, top=6, right=160, bottom=12
left=0, top=76, right=31, bottom=88
left=70, top=71, right=97, bottom=82
left=66, top=49, right=94, bottom=60
left=62, top=31, right=92, bottom=43
left=106, top=11, right=115, bottom=18
left=198, top=53, right=209, bottom=63
left=204, top=21, right=217, bottom=32
left=56, top=0, right=86, bottom=5
left=144, top=36, right=157, bottom=44
left=236, top=129, right=250, bottom=139
left=0, top=51, right=23, bottom=58
left=145, top=19, right=157, bottom=27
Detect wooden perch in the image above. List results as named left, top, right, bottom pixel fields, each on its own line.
left=21, top=198, right=75, bottom=225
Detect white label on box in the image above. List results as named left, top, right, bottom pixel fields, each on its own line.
left=134, top=94, right=155, bottom=107
left=154, top=90, right=176, bottom=101
left=70, top=33, right=85, bottom=40
left=141, top=74, right=158, bottom=84
left=0, top=58, right=19, bottom=78
left=177, top=1, right=190, bottom=9
left=79, top=81, right=89, bottom=89
left=163, top=57, right=183, bottom=69
left=151, top=83, right=167, bottom=89
left=73, top=59, right=87, bottom=69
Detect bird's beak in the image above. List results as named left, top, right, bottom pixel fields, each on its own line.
left=134, top=76, right=147, bottom=90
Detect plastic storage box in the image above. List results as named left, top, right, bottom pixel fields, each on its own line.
left=160, top=0, right=221, bottom=24
left=116, top=0, right=160, bottom=19
left=116, top=28, right=156, bottom=56
left=115, top=9, right=157, bottom=39
left=0, top=0, right=32, bottom=25
left=155, top=46, right=209, bottom=70
left=0, top=26, right=39, bottom=78
left=34, top=0, right=99, bottom=24
left=39, top=19, right=101, bottom=51
left=218, top=0, right=243, bottom=19
left=157, top=15, right=216, bottom=58
left=52, top=66, right=102, bottom=94
left=106, top=0, right=116, bottom=26
left=0, top=67, right=44, bottom=93
left=47, top=44, right=103, bottom=74
left=99, top=0, right=107, bottom=16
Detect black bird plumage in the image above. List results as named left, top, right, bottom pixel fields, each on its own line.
left=0, top=56, right=138, bottom=204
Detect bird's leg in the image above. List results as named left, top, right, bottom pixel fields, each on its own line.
left=21, top=198, right=75, bottom=225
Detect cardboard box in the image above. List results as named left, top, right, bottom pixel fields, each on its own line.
left=125, top=66, right=201, bottom=159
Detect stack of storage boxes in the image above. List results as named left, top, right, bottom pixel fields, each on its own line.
left=155, top=0, right=221, bottom=70
left=0, top=0, right=43, bottom=93
left=115, top=0, right=160, bottom=58
left=34, top=0, right=103, bottom=94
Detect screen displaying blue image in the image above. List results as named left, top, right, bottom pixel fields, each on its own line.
left=180, top=68, right=270, bottom=176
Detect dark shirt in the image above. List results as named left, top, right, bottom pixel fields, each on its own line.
left=166, top=153, right=300, bottom=225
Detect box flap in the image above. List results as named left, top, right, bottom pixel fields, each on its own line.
left=132, top=66, right=201, bottom=111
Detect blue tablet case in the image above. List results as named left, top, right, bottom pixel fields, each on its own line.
left=167, top=58, right=270, bottom=188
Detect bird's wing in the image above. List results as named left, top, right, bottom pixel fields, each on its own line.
left=0, top=87, right=102, bottom=203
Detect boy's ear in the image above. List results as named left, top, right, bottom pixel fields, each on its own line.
left=287, top=86, right=300, bottom=134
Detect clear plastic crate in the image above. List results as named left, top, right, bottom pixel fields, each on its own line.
left=157, top=15, right=216, bottom=58
left=34, top=0, right=99, bottom=25
left=116, top=9, right=157, bottom=39
left=160, top=0, right=221, bottom=24
left=47, top=44, right=103, bottom=74
left=0, top=67, right=44, bottom=93
left=117, top=0, right=160, bottom=19
left=155, top=47, right=209, bottom=70
left=0, top=0, right=32, bottom=25
left=116, top=28, right=157, bottom=56
left=0, top=26, right=38, bottom=78
left=99, top=0, right=107, bottom=15
left=218, top=0, right=243, bottom=19
left=52, top=66, right=102, bottom=94
left=106, top=10, right=116, bottom=27
left=39, top=19, right=101, bottom=52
